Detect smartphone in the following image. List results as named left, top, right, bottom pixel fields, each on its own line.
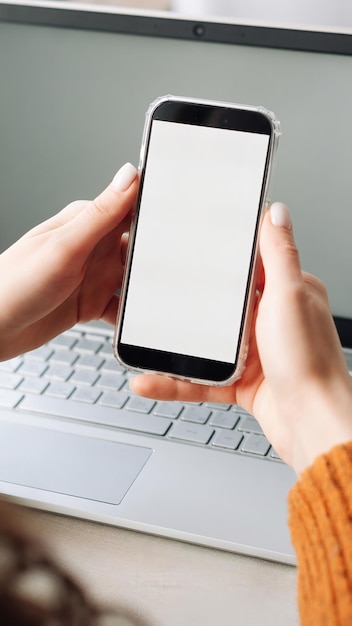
left=114, top=95, right=280, bottom=386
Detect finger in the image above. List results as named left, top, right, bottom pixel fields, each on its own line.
left=120, top=232, right=129, bottom=265
left=62, top=163, right=138, bottom=251
left=256, top=253, right=265, bottom=294
left=21, top=200, right=89, bottom=239
left=24, top=163, right=137, bottom=238
left=260, top=202, right=303, bottom=288
left=100, top=293, right=120, bottom=326
left=130, top=374, right=238, bottom=405
left=130, top=375, right=207, bottom=402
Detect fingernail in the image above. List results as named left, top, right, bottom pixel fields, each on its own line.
left=270, top=202, right=292, bottom=229
left=112, top=162, right=137, bottom=192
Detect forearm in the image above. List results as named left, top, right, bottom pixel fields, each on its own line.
left=288, top=442, right=352, bottom=625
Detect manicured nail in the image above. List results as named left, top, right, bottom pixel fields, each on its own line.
left=270, top=202, right=292, bottom=229
left=112, top=162, right=137, bottom=192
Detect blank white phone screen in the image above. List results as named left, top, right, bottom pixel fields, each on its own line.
left=121, top=120, right=269, bottom=363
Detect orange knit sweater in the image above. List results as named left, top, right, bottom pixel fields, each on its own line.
left=288, top=442, right=352, bottom=625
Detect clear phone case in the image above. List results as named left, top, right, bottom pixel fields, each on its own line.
left=114, top=95, right=281, bottom=386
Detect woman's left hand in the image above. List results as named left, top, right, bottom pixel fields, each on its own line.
left=0, top=162, right=138, bottom=360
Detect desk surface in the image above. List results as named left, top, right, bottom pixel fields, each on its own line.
left=29, top=509, right=298, bottom=626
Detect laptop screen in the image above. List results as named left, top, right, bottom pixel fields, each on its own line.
left=0, top=1, right=351, bottom=345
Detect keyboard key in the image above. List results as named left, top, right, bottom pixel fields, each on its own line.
left=96, top=372, right=125, bottom=390
left=74, top=338, right=103, bottom=354
left=25, top=346, right=53, bottom=361
left=18, top=361, right=48, bottom=377
left=231, top=404, right=249, bottom=414
left=19, top=377, right=49, bottom=395
left=51, top=350, right=78, bottom=366
left=45, top=381, right=76, bottom=399
left=98, top=391, right=128, bottom=409
left=44, top=364, right=73, bottom=381
left=101, top=358, right=125, bottom=373
left=241, top=434, right=270, bottom=456
left=126, top=396, right=156, bottom=414
left=0, top=357, right=23, bottom=372
left=18, top=395, right=171, bottom=436
left=71, top=387, right=102, bottom=404
left=209, top=411, right=240, bottom=430
left=238, top=415, right=263, bottom=434
left=182, top=406, right=211, bottom=424
left=119, top=379, right=132, bottom=393
left=70, top=369, right=99, bottom=386
left=168, top=422, right=214, bottom=445
left=84, top=333, right=110, bottom=342
left=153, top=402, right=184, bottom=419
left=75, top=354, right=104, bottom=370
left=0, top=388, right=24, bottom=408
left=0, top=372, right=23, bottom=390
left=212, top=430, right=243, bottom=450
left=204, top=403, right=232, bottom=411
left=270, top=448, right=283, bottom=461
left=97, top=343, right=115, bottom=358
left=48, top=334, right=78, bottom=350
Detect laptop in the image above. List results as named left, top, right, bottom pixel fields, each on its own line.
left=0, top=0, right=351, bottom=566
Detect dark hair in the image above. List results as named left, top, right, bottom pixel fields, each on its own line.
left=0, top=500, right=150, bottom=626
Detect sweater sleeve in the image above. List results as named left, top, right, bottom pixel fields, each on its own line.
left=288, top=442, right=352, bottom=625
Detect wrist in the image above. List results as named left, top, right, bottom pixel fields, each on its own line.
left=291, top=376, right=352, bottom=475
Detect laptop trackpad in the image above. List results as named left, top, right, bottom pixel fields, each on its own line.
left=0, top=421, right=152, bottom=505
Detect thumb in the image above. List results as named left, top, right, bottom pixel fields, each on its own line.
left=65, top=162, right=138, bottom=249
left=260, top=202, right=303, bottom=288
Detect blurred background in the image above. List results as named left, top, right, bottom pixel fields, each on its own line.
left=79, top=0, right=352, bottom=29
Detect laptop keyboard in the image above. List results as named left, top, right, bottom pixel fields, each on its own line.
left=0, top=326, right=282, bottom=463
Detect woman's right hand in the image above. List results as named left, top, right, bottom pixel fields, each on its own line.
left=131, top=202, right=352, bottom=475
